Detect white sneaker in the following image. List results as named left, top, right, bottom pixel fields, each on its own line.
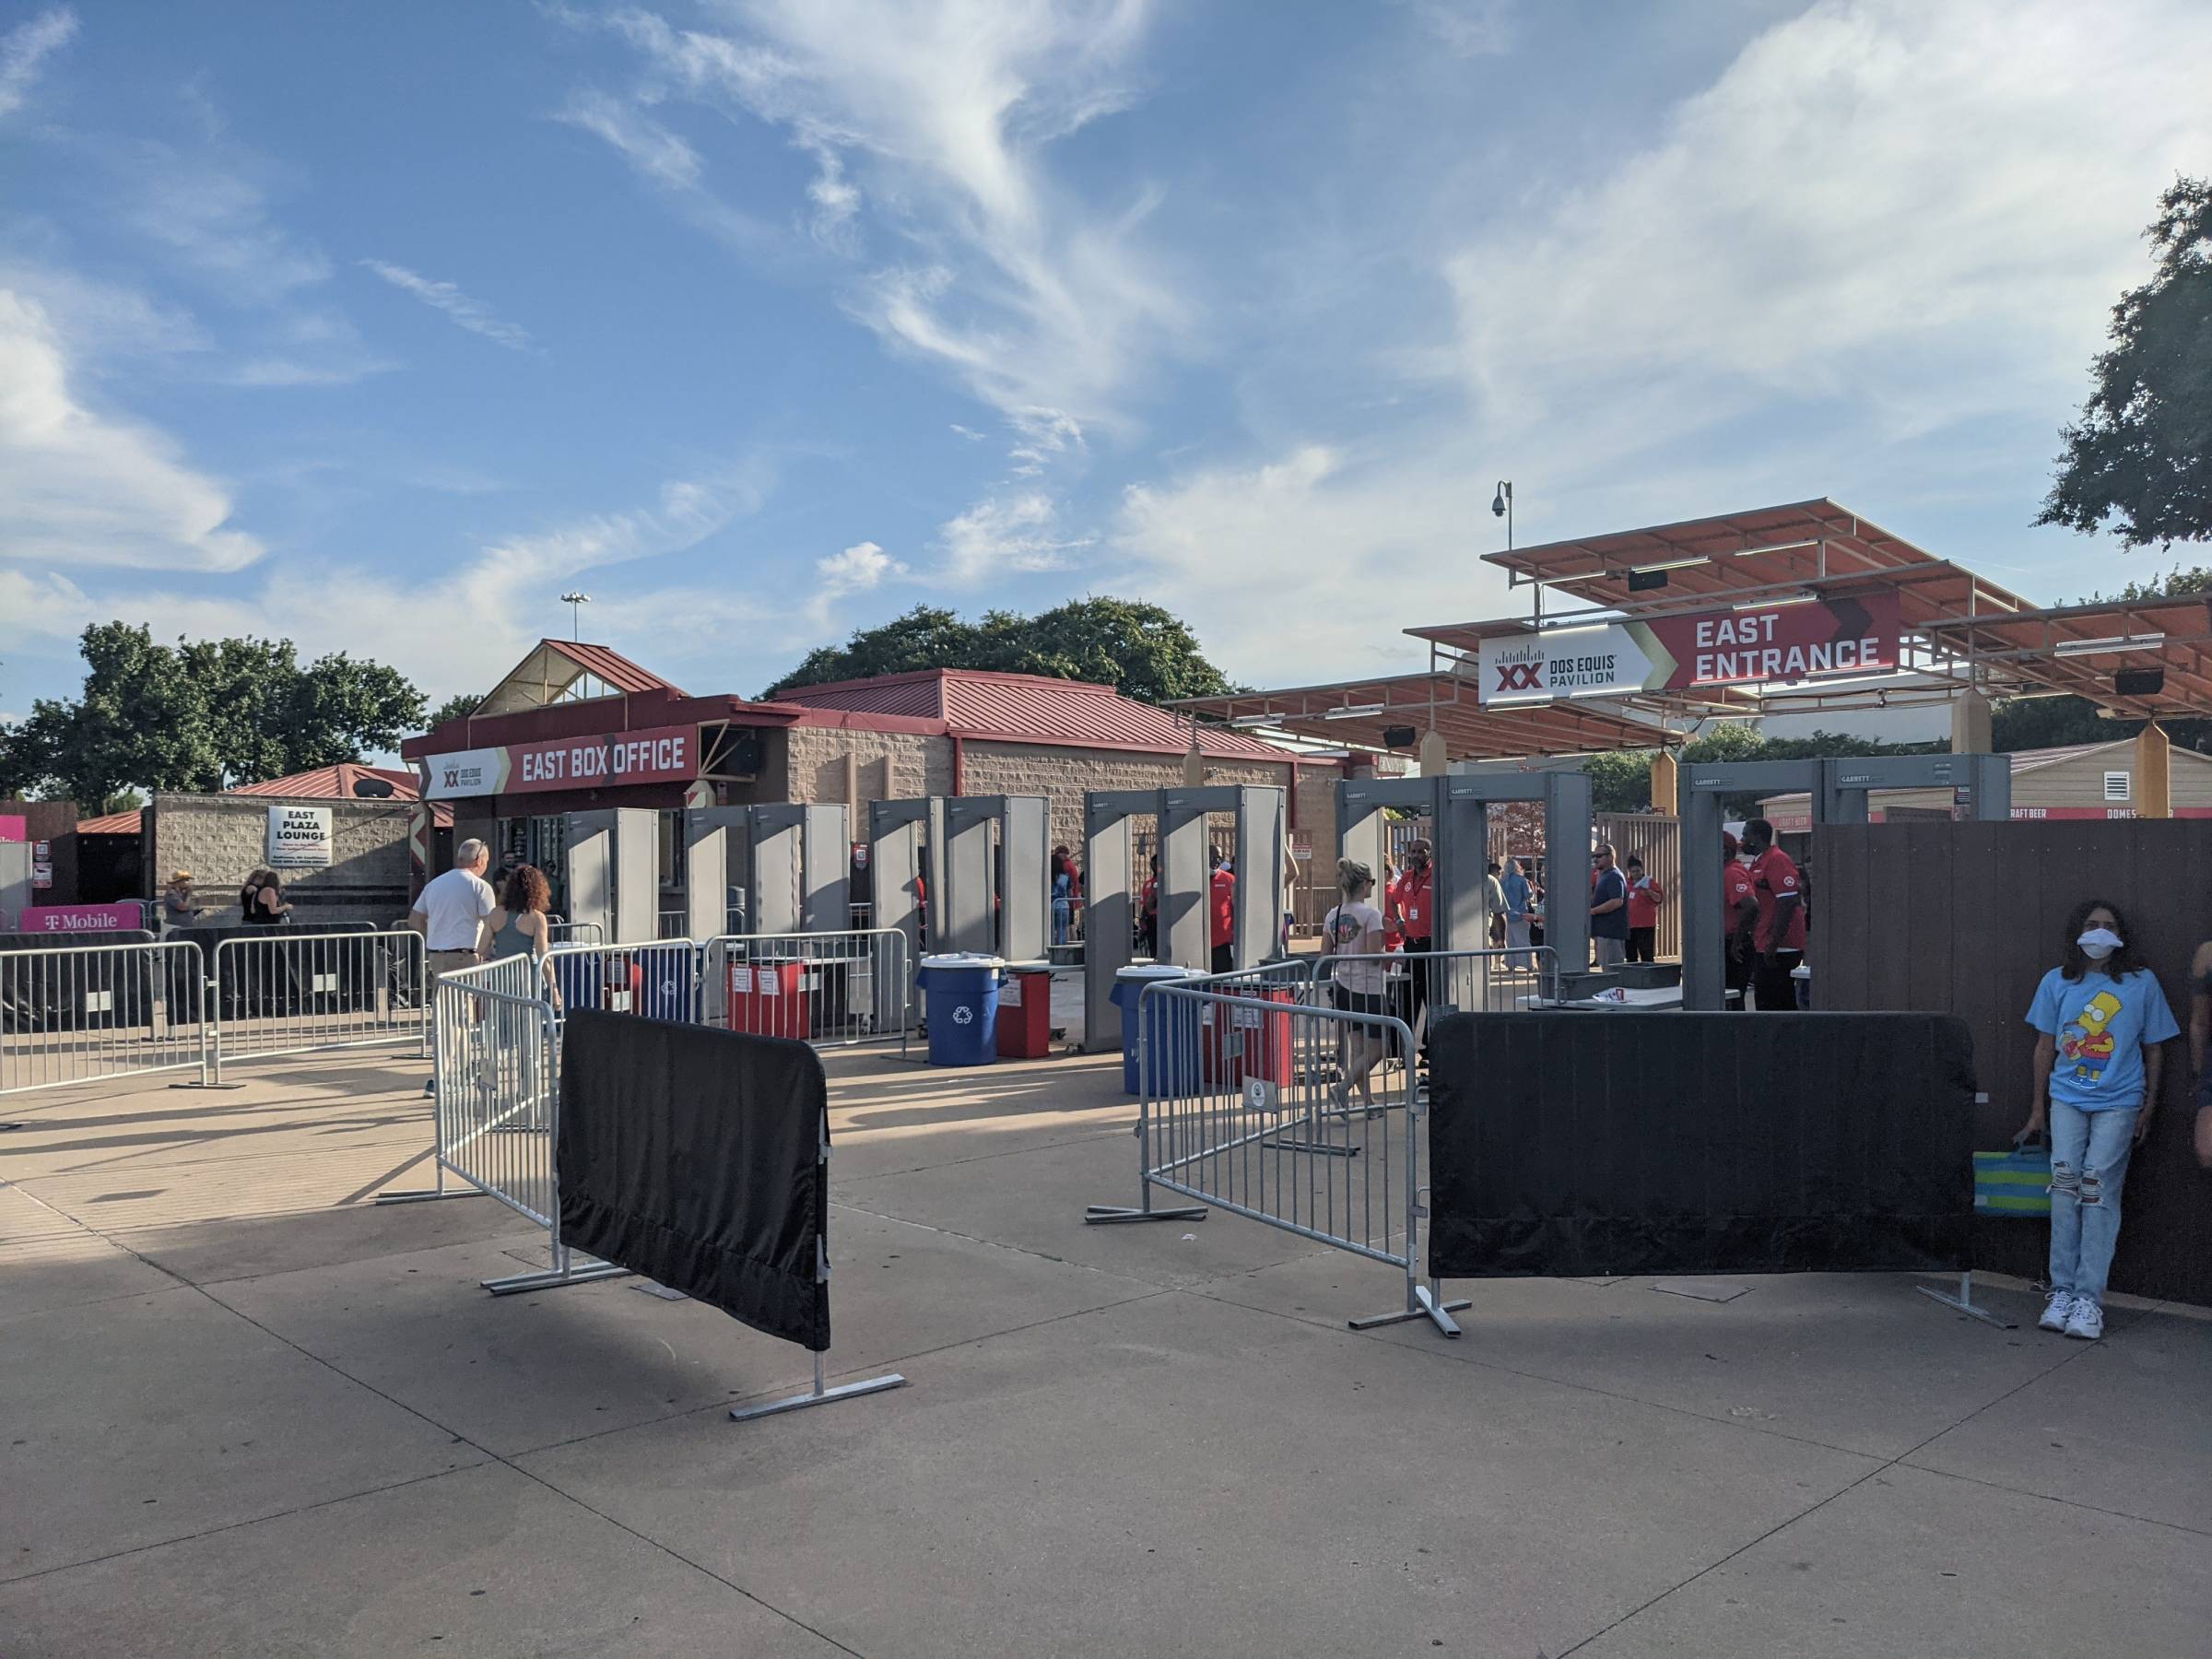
left=2063, top=1299, right=2104, bottom=1341
left=2037, top=1289, right=2074, bottom=1333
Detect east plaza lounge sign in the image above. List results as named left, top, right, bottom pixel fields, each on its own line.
left=1477, top=594, right=1901, bottom=704
left=421, top=724, right=700, bottom=800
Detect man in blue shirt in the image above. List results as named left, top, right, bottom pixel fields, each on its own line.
left=2020, top=900, right=2177, bottom=1340
left=1588, top=842, right=1629, bottom=968
left=1500, top=858, right=1534, bottom=969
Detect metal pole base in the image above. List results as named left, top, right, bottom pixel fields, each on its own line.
left=1269, top=1138, right=1359, bottom=1158
left=169, top=1081, right=245, bottom=1091
left=374, top=1186, right=486, bottom=1206
left=1085, top=1204, right=1208, bottom=1225
left=1917, top=1271, right=2015, bottom=1330
left=730, top=1371, right=909, bottom=1423
left=481, top=1258, right=630, bottom=1296
left=1348, top=1283, right=1469, bottom=1338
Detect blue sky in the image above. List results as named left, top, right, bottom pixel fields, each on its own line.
left=3, top=0, right=2208, bottom=735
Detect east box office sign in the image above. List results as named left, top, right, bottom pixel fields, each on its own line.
left=420, top=723, right=700, bottom=802
left=267, top=805, right=335, bottom=869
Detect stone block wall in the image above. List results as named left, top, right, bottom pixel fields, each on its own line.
left=149, top=794, right=415, bottom=925
left=958, top=742, right=1296, bottom=851
left=780, top=726, right=952, bottom=808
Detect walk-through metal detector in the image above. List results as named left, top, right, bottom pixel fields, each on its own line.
left=567, top=808, right=658, bottom=943
left=1335, top=771, right=1594, bottom=973
left=939, top=795, right=1051, bottom=962
left=1678, top=754, right=2011, bottom=1010
left=683, top=804, right=851, bottom=940
left=1082, top=785, right=1287, bottom=1053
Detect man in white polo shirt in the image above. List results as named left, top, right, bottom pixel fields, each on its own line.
left=409, top=838, right=497, bottom=973
left=407, top=839, right=496, bottom=1095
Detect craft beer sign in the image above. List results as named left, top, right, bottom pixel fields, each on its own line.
left=267, top=805, right=335, bottom=868
left=421, top=724, right=700, bottom=801
left=1478, top=594, right=1900, bottom=704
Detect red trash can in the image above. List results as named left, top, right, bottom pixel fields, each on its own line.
left=1202, top=983, right=1296, bottom=1088
left=996, top=967, right=1053, bottom=1059
left=727, top=959, right=810, bottom=1041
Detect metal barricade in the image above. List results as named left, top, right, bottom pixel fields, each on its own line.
left=207, top=930, right=428, bottom=1085
left=1, top=939, right=206, bottom=1097
left=544, top=936, right=700, bottom=1023
left=657, top=910, right=688, bottom=941
left=1086, top=978, right=1470, bottom=1337
left=700, top=929, right=912, bottom=1053
left=1311, top=946, right=1559, bottom=1036
left=428, top=960, right=626, bottom=1295
left=547, top=920, right=603, bottom=947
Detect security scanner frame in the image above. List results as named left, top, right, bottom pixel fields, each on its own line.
left=1678, top=753, right=2011, bottom=1010
left=938, top=795, right=1051, bottom=963
left=566, top=808, right=659, bottom=945
left=866, top=798, right=930, bottom=973
left=1335, top=771, right=1594, bottom=972
left=1082, top=784, right=1287, bottom=1053
left=683, top=805, right=852, bottom=942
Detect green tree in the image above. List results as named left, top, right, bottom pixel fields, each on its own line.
left=0, top=624, right=424, bottom=806
left=424, top=691, right=485, bottom=729
left=761, top=597, right=1237, bottom=703
left=2039, top=175, right=2212, bottom=551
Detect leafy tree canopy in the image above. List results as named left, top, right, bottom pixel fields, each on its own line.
left=425, top=691, right=485, bottom=730
left=2039, top=175, right=2212, bottom=551
left=0, top=624, right=423, bottom=807
left=760, top=597, right=1239, bottom=704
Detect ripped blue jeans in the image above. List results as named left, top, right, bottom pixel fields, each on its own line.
left=2048, top=1099, right=2140, bottom=1303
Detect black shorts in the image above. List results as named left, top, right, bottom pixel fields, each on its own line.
left=1333, top=986, right=1388, bottom=1018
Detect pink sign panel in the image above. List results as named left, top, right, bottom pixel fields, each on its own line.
left=17, top=902, right=144, bottom=935
left=0, top=814, right=25, bottom=842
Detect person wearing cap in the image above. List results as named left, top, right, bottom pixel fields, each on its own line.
left=1623, top=854, right=1665, bottom=963
left=160, top=870, right=210, bottom=933
left=1207, top=847, right=1237, bottom=973
left=1722, top=832, right=1759, bottom=1006
left=1740, top=818, right=1805, bottom=1009
left=1389, top=840, right=1437, bottom=1051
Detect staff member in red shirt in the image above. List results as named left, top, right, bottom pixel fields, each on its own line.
left=1389, top=838, right=1437, bottom=1049
left=1741, top=818, right=1806, bottom=1010
left=1622, top=853, right=1664, bottom=962
left=1208, top=849, right=1237, bottom=973
left=1721, top=831, right=1759, bottom=1006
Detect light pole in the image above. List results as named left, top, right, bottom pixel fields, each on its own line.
left=559, top=592, right=591, bottom=641
left=1492, top=480, right=1527, bottom=620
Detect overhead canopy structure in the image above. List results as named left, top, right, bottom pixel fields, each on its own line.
left=1171, top=672, right=1670, bottom=760
left=1920, top=594, right=2212, bottom=720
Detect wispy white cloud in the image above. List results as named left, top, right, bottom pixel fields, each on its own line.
left=817, top=538, right=904, bottom=597
left=0, top=7, right=76, bottom=120
left=361, top=259, right=535, bottom=352
left=2, top=464, right=780, bottom=701
left=557, top=86, right=702, bottom=188
left=112, top=141, right=333, bottom=303
left=1394, top=0, right=1514, bottom=58
left=939, top=489, right=1088, bottom=582
left=577, top=1, right=1183, bottom=444
left=0, top=288, right=265, bottom=572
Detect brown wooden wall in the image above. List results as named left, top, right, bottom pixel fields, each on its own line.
left=1815, top=820, right=2212, bottom=1306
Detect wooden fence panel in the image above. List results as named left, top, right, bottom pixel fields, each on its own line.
left=1816, top=819, right=2212, bottom=1306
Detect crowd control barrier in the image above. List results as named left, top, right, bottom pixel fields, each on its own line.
left=406, top=958, right=629, bottom=1292
left=547, top=937, right=699, bottom=1023
left=702, top=929, right=913, bottom=1053
left=1086, top=977, right=1470, bottom=1337
left=558, top=1009, right=908, bottom=1422
left=1310, top=946, right=1559, bottom=1034
left=205, top=929, right=427, bottom=1085
left=1423, top=1009, right=2000, bottom=1324
left=547, top=920, right=603, bottom=947
left=1, top=937, right=206, bottom=1097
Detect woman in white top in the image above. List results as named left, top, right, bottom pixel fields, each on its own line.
left=1321, top=858, right=1392, bottom=1109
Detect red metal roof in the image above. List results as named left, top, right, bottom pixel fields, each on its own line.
left=548, top=641, right=687, bottom=697
left=78, top=763, right=457, bottom=837
left=775, top=668, right=1294, bottom=762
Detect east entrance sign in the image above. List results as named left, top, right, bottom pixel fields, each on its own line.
left=1477, top=593, right=1900, bottom=704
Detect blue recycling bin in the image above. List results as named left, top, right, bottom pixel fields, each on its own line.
left=1112, top=965, right=1201, bottom=1097
left=919, top=953, right=1005, bottom=1067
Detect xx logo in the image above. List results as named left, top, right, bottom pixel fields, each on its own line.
left=1494, top=662, right=1544, bottom=693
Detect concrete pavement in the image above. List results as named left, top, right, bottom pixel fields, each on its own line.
left=3, top=1043, right=2206, bottom=1656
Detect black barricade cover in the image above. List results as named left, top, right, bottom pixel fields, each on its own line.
left=1427, top=1012, right=1977, bottom=1281
left=558, top=1010, right=830, bottom=1351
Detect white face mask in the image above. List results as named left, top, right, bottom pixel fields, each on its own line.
left=2077, top=927, right=2122, bottom=961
